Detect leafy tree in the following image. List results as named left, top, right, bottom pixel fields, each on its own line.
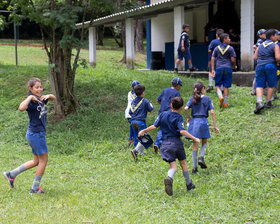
left=9, top=0, right=113, bottom=118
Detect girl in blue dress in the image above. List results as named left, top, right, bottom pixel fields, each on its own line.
left=185, top=81, right=219, bottom=174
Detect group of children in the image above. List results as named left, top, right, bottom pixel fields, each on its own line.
left=126, top=78, right=219, bottom=196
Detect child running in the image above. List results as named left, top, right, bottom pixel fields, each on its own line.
left=3, top=78, right=56, bottom=194
left=139, top=96, right=199, bottom=196
left=185, top=81, right=219, bottom=174
left=125, top=80, right=140, bottom=145
left=154, top=77, right=182, bottom=153
left=130, top=84, right=153, bottom=160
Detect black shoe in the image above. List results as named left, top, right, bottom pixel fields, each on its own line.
left=187, top=182, right=196, bottom=191
left=198, top=156, right=207, bottom=169
left=254, top=102, right=264, bottom=114
left=3, top=172, right=15, bottom=188
left=264, top=101, right=276, bottom=109
left=131, top=149, right=138, bottom=161
left=174, top=68, right=178, bottom=73
left=206, top=86, right=213, bottom=93
left=189, top=67, right=198, bottom=72
left=164, top=177, right=173, bottom=196
left=153, top=145, right=159, bottom=154
left=191, top=168, right=198, bottom=174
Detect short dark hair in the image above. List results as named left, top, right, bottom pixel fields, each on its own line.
left=216, top=29, right=224, bottom=37
left=220, top=33, right=229, bottom=43
left=182, top=24, right=190, bottom=29
left=266, top=29, right=277, bottom=40
left=171, top=96, right=184, bottom=110
left=134, top=84, right=145, bottom=97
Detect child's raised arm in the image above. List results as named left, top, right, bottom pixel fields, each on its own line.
left=19, top=95, right=40, bottom=112
left=40, top=94, right=56, bottom=101
left=138, top=125, right=157, bottom=137
left=210, top=109, right=219, bottom=133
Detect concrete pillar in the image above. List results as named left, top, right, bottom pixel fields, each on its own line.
left=240, top=0, right=254, bottom=71
left=89, top=27, right=96, bottom=67
left=174, top=6, right=185, bottom=69
left=126, top=18, right=135, bottom=69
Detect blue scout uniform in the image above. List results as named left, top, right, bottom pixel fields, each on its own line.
left=186, top=96, right=214, bottom=139
left=255, top=40, right=277, bottom=88
left=277, top=41, right=280, bottom=81
left=212, top=43, right=236, bottom=88
left=208, top=38, right=221, bottom=69
left=129, top=97, right=153, bottom=147
left=26, top=93, right=49, bottom=155
left=153, top=110, right=186, bottom=162
left=255, top=38, right=265, bottom=48
left=177, top=31, right=191, bottom=61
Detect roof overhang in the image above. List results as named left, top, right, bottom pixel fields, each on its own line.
left=76, top=0, right=211, bottom=29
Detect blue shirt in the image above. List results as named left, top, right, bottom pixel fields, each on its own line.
left=177, top=31, right=190, bottom=50
left=129, top=97, right=153, bottom=121
left=153, top=110, right=185, bottom=140
left=186, top=96, right=214, bottom=118
left=256, top=40, right=276, bottom=68
left=208, top=39, right=221, bottom=52
left=255, top=38, right=265, bottom=47
left=26, top=93, right=48, bottom=133
left=212, top=43, right=236, bottom=69
left=157, top=88, right=181, bottom=114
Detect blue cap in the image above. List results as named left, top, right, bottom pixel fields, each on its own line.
left=257, top=29, right=266, bottom=36
left=172, top=77, right=183, bottom=86
left=131, top=80, right=140, bottom=88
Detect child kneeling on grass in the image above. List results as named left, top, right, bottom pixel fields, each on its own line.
left=3, top=78, right=56, bottom=194
left=185, top=81, right=219, bottom=174
left=138, top=96, right=199, bottom=196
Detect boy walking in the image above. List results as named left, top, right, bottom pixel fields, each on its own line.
left=139, top=97, right=199, bottom=196
left=211, top=33, right=236, bottom=108
left=154, top=78, right=182, bottom=153
left=253, top=29, right=280, bottom=114
left=174, top=24, right=198, bottom=72
left=130, top=84, right=154, bottom=160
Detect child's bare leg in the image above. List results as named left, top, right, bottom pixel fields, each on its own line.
left=31, top=152, right=48, bottom=191
left=24, top=155, right=39, bottom=170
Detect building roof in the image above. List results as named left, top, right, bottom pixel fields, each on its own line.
left=76, top=0, right=210, bottom=28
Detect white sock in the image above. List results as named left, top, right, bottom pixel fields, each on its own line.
left=257, top=96, right=263, bottom=103
left=209, top=76, right=213, bottom=87
left=217, top=89, right=223, bottom=98
left=167, top=168, right=176, bottom=179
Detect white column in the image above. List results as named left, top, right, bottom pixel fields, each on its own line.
left=174, top=6, right=185, bottom=69
left=240, top=0, right=254, bottom=71
left=89, top=27, right=97, bottom=67
left=126, top=18, right=135, bottom=69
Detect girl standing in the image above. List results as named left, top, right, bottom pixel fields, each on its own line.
left=185, top=81, right=219, bottom=174
left=3, top=78, right=55, bottom=194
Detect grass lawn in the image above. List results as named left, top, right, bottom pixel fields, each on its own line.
left=0, top=42, right=279, bottom=223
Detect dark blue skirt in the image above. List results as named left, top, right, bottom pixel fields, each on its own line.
left=187, top=117, right=210, bottom=139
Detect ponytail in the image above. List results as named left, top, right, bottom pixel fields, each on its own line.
left=192, top=81, right=205, bottom=104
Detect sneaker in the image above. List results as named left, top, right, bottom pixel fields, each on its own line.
left=206, top=86, right=213, bottom=93
left=29, top=187, right=44, bottom=194
left=198, top=156, right=207, bottom=169
left=131, top=149, right=138, bottom=161
left=254, top=102, right=264, bottom=114
left=223, top=103, right=228, bottom=108
left=3, top=172, right=15, bottom=188
left=187, top=182, right=196, bottom=191
left=164, top=177, right=173, bottom=196
left=219, top=96, right=224, bottom=108
left=153, top=145, right=159, bottom=154
left=174, top=68, right=178, bottom=73
left=250, top=90, right=256, bottom=96
left=191, top=168, right=198, bottom=174
left=189, top=67, right=198, bottom=71
left=264, top=101, right=276, bottom=109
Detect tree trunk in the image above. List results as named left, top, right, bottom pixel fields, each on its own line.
left=135, top=18, right=144, bottom=53
left=97, top=26, right=104, bottom=46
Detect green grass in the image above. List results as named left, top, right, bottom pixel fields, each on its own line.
left=0, top=43, right=279, bottom=223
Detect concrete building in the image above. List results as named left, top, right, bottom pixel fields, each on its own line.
left=77, top=0, right=280, bottom=72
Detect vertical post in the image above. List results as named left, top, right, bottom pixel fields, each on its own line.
left=174, top=6, right=184, bottom=69
left=146, top=0, right=151, bottom=69
left=126, top=18, right=135, bottom=69
left=89, top=26, right=97, bottom=67
left=240, top=0, right=254, bottom=71
left=14, top=21, right=18, bottom=66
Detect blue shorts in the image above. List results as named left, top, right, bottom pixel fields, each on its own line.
left=255, top=64, right=277, bottom=88
left=26, top=131, right=48, bottom=155
left=215, top=67, right=233, bottom=88
left=160, top=137, right=186, bottom=162
left=130, top=120, right=146, bottom=147
left=187, top=118, right=210, bottom=139
left=178, top=49, right=191, bottom=61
